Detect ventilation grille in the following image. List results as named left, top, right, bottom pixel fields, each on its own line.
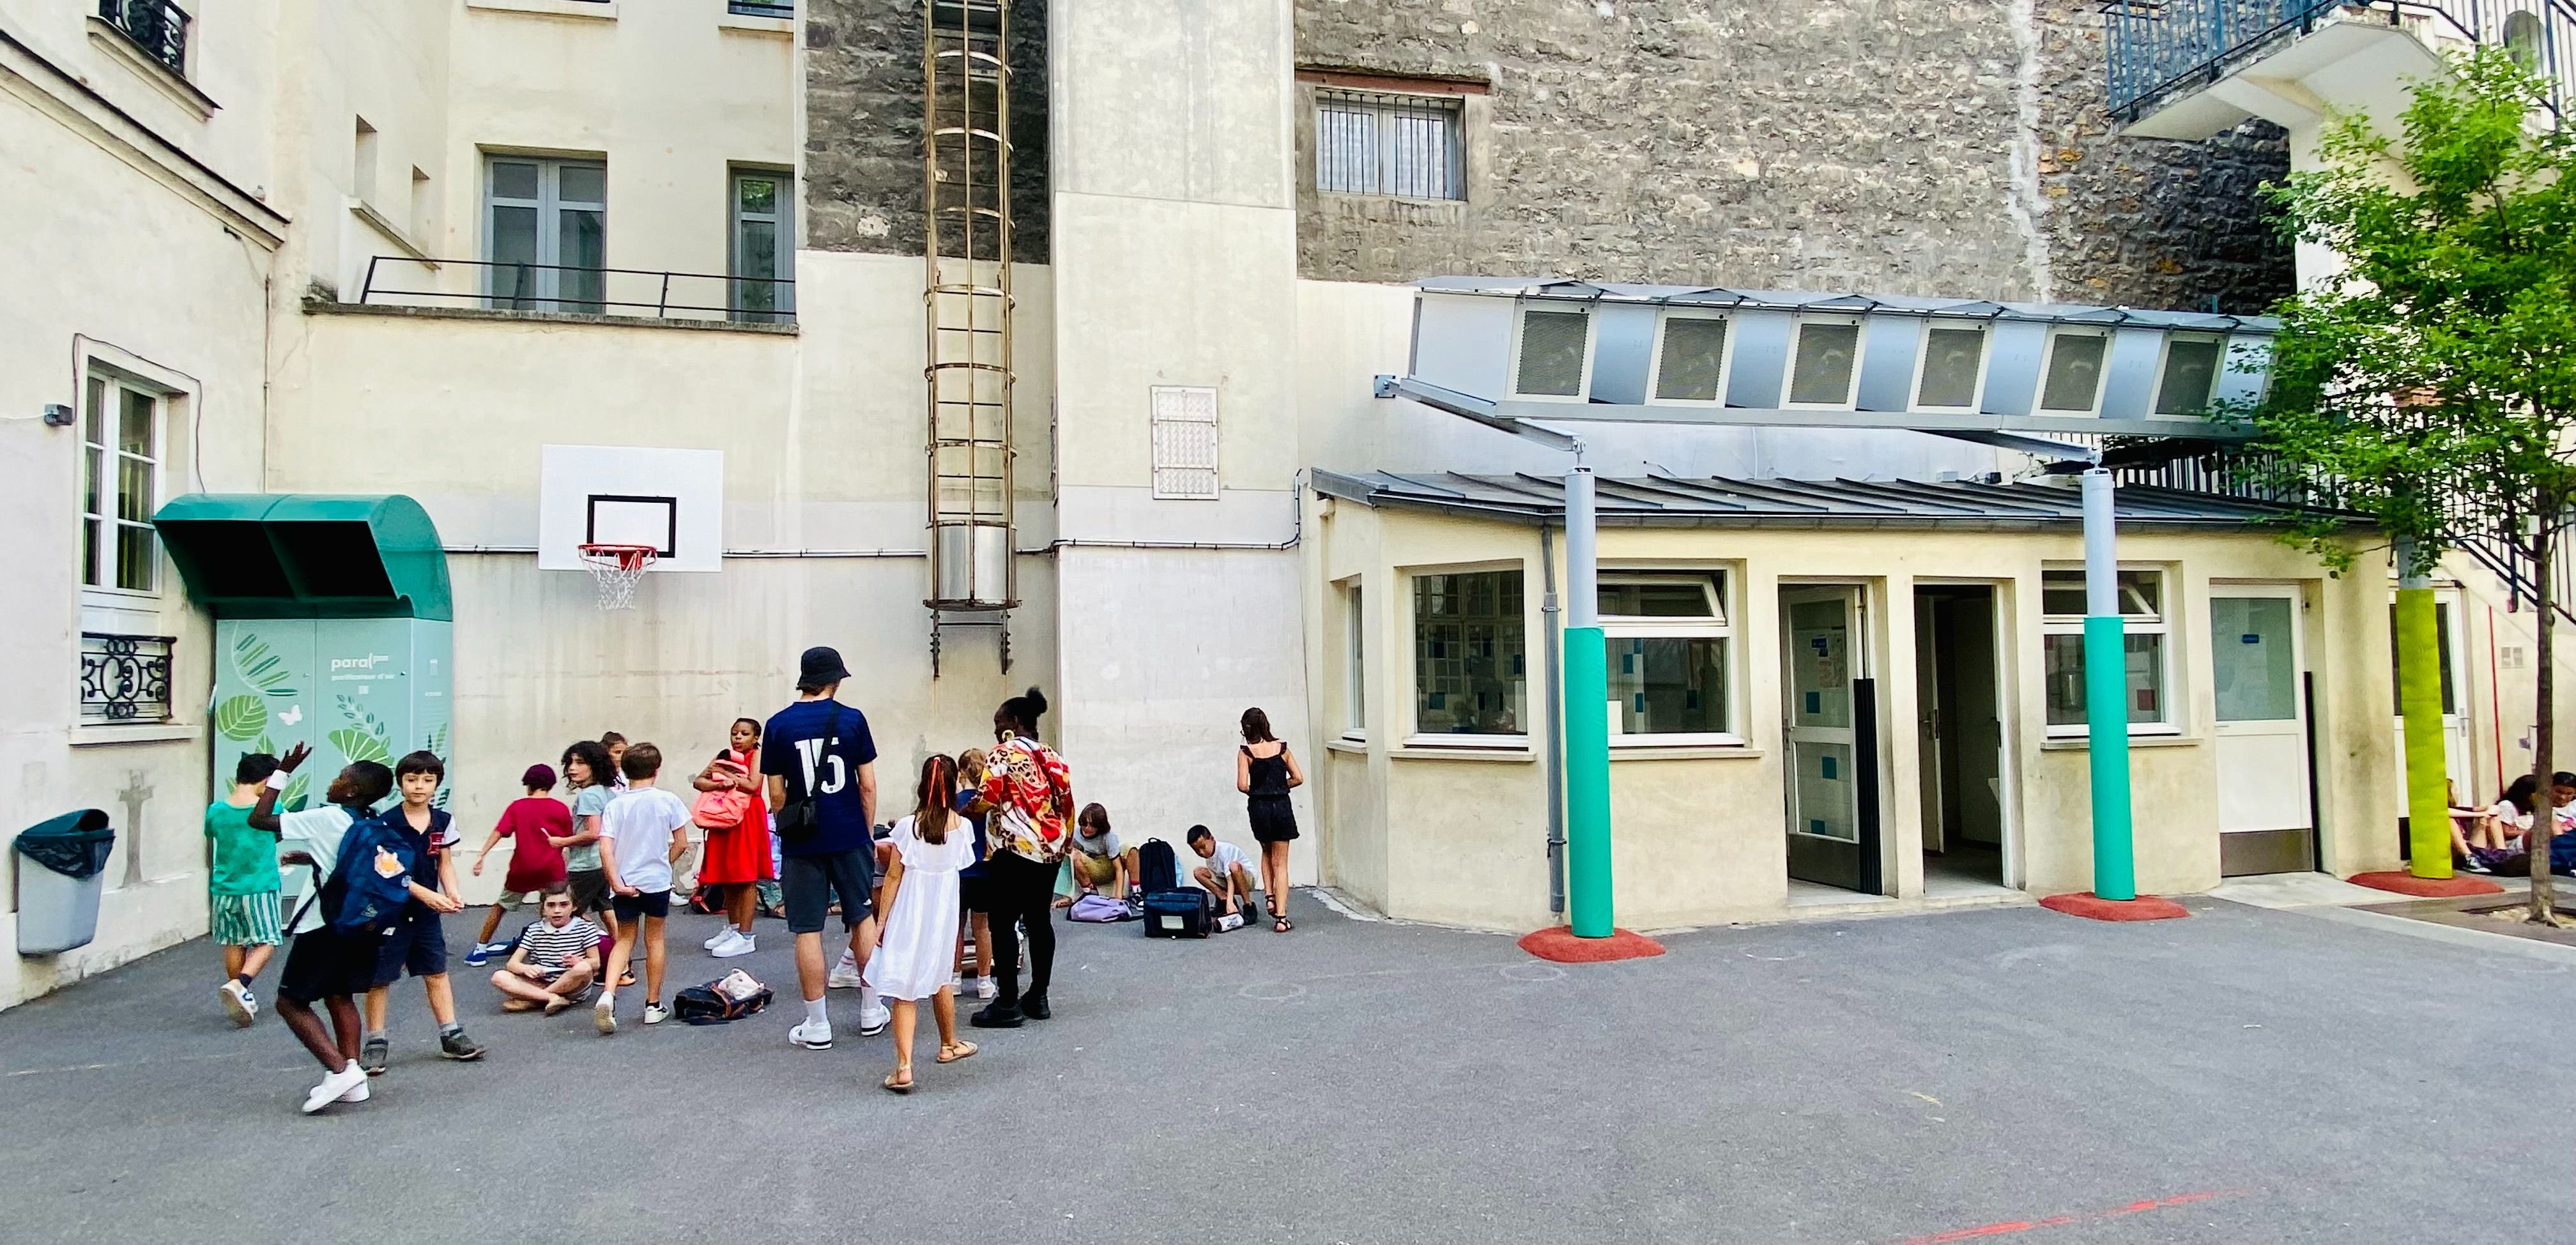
left=1151, top=385, right=1219, bottom=500
left=1515, top=309, right=1590, bottom=397
left=1654, top=316, right=1728, bottom=402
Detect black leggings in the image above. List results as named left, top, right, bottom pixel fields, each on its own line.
left=983, top=850, right=1056, bottom=1006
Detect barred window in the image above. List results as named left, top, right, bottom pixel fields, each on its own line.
left=1315, top=90, right=1463, bottom=201
left=1149, top=385, right=1219, bottom=500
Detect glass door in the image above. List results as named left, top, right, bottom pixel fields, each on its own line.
left=1782, top=585, right=1877, bottom=892
left=2212, top=586, right=2313, bottom=875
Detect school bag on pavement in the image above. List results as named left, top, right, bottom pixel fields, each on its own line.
left=673, top=970, right=772, bottom=1025
left=1136, top=838, right=1179, bottom=893
left=1068, top=893, right=1130, bottom=922
left=328, top=814, right=418, bottom=937
left=1142, top=887, right=1214, bottom=939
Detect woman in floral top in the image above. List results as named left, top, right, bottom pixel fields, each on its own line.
left=969, top=687, right=1073, bottom=1030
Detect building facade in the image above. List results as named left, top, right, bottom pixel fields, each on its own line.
left=8, top=0, right=2542, bottom=1005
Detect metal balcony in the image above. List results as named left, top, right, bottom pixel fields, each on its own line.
left=96, top=0, right=188, bottom=76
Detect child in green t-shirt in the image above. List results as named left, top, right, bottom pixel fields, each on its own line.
left=208, top=752, right=284, bottom=1027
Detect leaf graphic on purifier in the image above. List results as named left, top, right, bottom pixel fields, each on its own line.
left=433, top=786, right=451, bottom=811
left=233, top=632, right=299, bottom=699
left=327, top=727, right=392, bottom=765
left=427, top=724, right=450, bottom=759
left=283, top=772, right=310, bottom=811
left=214, top=695, right=268, bottom=741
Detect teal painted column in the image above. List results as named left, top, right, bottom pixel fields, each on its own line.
left=1563, top=461, right=1615, bottom=936
left=2082, top=468, right=2137, bottom=901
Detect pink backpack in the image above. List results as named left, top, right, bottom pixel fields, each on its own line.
left=692, top=754, right=753, bottom=830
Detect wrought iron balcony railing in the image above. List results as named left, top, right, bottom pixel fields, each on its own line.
left=80, top=632, right=175, bottom=725
left=728, top=1, right=794, bottom=16
left=96, top=0, right=189, bottom=77
left=2105, top=0, right=2576, bottom=124
left=358, top=257, right=795, bottom=324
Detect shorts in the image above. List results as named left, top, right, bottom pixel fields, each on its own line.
left=565, top=868, right=611, bottom=915
left=959, top=871, right=993, bottom=915
left=372, top=913, right=450, bottom=986
left=211, top=890, right=283, bottom=947
left=611, top=889, right=672, bottom=921
left=278, top=929, right=378, bottom=1004
left=782, top=847, right=874, bottom=934
left=1072, top=853, right=1119, bottom=889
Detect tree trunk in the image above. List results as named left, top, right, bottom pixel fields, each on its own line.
left=2534, top=508, right=2559, bottom=926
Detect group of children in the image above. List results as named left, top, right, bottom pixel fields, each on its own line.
left=2450, top=772, right=2576, bottom=875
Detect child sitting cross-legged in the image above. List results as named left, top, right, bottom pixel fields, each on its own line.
left=490, top=885, right=604, bottom=1014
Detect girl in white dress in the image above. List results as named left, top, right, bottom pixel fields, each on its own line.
left=866, top=754, right=977, bottom=1092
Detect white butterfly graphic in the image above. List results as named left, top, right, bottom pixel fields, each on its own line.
left=277, top=705, right=303, bottom=726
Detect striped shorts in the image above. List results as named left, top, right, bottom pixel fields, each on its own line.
left=211, top=890, right=284, bottom=947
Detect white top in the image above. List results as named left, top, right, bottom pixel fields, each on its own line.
left=601, top=786, right=690, bottom=893
left=864, top=814, right=973, bottom=1002
left=277, top=805, right=359, bottom=935
left=895, top=813, right=976, bottom=875
left=1200, top=839, right=1254, bottom=879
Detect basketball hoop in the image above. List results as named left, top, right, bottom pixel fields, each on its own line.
left=578, top=544, right=657, bottom=611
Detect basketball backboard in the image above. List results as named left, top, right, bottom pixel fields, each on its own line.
left=538, top=445, right=724, bottom=572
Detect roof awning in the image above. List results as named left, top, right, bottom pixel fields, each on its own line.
left=153, top=494, right=452, bottom=620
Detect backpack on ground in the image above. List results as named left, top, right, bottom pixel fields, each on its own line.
left=672, top=972, right=772, bottom=1025
left=1068, top=892, right=1130, bottom=922
left=328, top=814, right=418, bottom=937
left=1137, top=838, right=1179, bottom=894
left=1142, top=887, right=1215, bottom=939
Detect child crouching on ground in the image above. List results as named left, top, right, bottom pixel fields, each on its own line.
left=1069, top=802, right=1138, bottom=903
left=491, top=885, right=602, bottom=1014
left=1188, top=825, right=1260, bottom=926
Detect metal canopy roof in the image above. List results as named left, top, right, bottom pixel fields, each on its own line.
left=1314, top=469, right=2331, bottom=530
left=1413, top=276, right=2279, bottom=333
left=155, top=493, right=454, bottom=620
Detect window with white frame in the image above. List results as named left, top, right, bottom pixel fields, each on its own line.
left=1602, top=574, right=1735, bottom=743
left=1413, top=569, right=1525, bottom=738
left=2152, top=333, right=2225, bottom=416
left=2041, top=567, right=2174, bottom=732
left=1513, top=305, right=1591, bottom=399
left=1784, top=316, right=1864, bottom=408
left=1344, top=581, right=1367, bottom=738
left=81, top=371, right=164, bottom=595
left=1912, top=322, right=1989, bottom=412
left=1650, top=312, right=1731, bottom=404
left=1315, top=90, right=1464, bottom=200
left=730, top=167, right=795, bottom=321
left=2037, top=328, right=2112, bottom=414
left=1149, top=385, right=1219, bottom=499
left=486, top=156, right=606, bottom=312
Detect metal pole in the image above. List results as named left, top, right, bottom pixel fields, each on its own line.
left=1541, top=523, right=1567, bottom=915
left=2395, top=537, right=2454, bottom=878
left=1563, top=454, right=1615, bottom=936
left=2082, top=467, right=2137, bottom=901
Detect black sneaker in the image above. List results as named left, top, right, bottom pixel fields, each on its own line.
left=1020, top=994, right=1051, bottom=1021
left=969, top=1003, right=1025, bottom=1028
left=440, top=1029, right=487, bottom=1061
left=359, top=1035, right=390, bottom=1076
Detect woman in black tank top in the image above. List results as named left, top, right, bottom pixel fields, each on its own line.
left=1235, top=707, right=1305, bottom=932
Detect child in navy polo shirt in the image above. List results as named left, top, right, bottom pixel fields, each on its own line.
left=358, top=751, right=483, bottom=1074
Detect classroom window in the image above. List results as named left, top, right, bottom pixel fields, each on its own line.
left=485, top=156, right=606, bottom=313
left=1315, top=90, right=1464, bottom=200
left=1651, top=313, right=1730, bottom=403
left=1413, top=570, right=1526, bottom=738
left=81, top=373, right=163, bottom=594
left=1601, top=574, right=1734, bottom=742
left=2037, top=328, right=2111, bottom=414
left=1514, top=307, right=1590, bottom=399
left=2041, top=567, right=2172, bottom=731
left=1149, top=385, right=1219, bottom=499
left=2153, top=334, right=2225, bottom=416
left=1785, top=316, right=1863, bottom=408
left=730, top=167, right=795, bottom=321
left=1913, top=323, right=1988, bottom=411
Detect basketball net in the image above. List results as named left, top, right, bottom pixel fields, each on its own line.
left=578, top=544, right=657, bottom=611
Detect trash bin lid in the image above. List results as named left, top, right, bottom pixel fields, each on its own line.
left=17, top=809, right=114, bottom=879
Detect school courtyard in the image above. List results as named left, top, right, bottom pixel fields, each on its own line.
left=4, top=893, right=2575, bottom=1244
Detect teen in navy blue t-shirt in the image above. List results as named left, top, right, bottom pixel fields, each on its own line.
left=761, top=646, right=885, bottom=1049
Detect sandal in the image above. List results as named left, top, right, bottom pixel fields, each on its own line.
left=882, top=1065, right=914, bottom=1094
left=618, top=971, right=636, bottom=988
left=936, top=1039, right=979, bottom=1064
left=1271, top=903, right=1292, bottom=933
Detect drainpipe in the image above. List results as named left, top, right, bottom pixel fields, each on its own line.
left=1564, top=448, right=1616, bottom=936
left=2395, top=536, right=2453, bottom=878
left=1542, top=522, right=1566, bottom=914
left=2081, top=467, right=2137, bottom=901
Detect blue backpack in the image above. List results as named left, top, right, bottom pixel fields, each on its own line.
left=328, top=814, right=418, bottom=936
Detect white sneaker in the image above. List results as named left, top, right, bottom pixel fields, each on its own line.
left=642, top=1002, right=669, bottom=1026
left=857, top=1004, right=891, bottom=1036
left=790, top=1019, right=833, bottom=1050
left=827, top=954, right=863, bottom=989
left=219, top=979, right=256, bottom=1028
left=337, top=1077, right=370, bottom=1104
left=594, top=998, right=618, bottom=1035
left=703, top=929, right=735, bottom=951
left=712, top=931, right=755, bottom=958
left=976, top=975, right=997, bottom=1000
left=303, top=1062, right=366, bottom=1114
left=949, top=972, right=965, bottom=993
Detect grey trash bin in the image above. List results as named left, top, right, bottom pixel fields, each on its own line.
left=16, top=809, right=114, bottom=956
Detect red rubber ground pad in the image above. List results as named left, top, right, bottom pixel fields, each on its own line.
left=1518, top=926, right=1667, bottom=962
left=2346, top=870, right=2504, bottom=897
left=2039, top=892, right=2191, bottom=921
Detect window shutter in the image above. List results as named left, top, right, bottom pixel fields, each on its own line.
left=1151, top=385, right=1220, bottom=500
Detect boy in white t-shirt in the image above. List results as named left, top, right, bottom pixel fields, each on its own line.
left=595, top=743, right=691, bottom=1035
left=1186, top=825, right=1261, bottom=926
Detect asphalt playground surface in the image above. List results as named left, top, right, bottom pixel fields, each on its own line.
left=5, top=891, right=2576, bottom=1244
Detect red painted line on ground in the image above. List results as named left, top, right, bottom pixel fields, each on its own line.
left=1896, top=1190, right=2242, bottom=1245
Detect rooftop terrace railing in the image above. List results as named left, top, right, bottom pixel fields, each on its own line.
left=2104, top=0, right=2576, bottom=123
left=358, top=257, right=794, bottom=325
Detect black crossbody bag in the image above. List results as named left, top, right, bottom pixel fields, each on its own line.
left=771, top=703, right=841, bottom=843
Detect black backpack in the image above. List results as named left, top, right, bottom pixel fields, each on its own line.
left=671, top=979, right=772, bottom=1025
left=1137, top=838, right=1179, bottom=893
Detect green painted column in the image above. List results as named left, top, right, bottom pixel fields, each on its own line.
left=2396, top=565, right=2453, bottom=879
left=2082, top=469, right=2137, bottom=901
left=1564, top=625, right=1615, bottom=936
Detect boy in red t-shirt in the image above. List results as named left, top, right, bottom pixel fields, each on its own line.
left=466, top=764, right=575, bottom=966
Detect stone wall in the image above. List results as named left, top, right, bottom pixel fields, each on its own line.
left=1292, top=0, right=2291, bottom=314
left=803, top=0, right=1050, bottom=261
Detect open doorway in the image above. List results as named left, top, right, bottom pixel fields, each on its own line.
left=1915, top=585, right=2007, bottom=890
